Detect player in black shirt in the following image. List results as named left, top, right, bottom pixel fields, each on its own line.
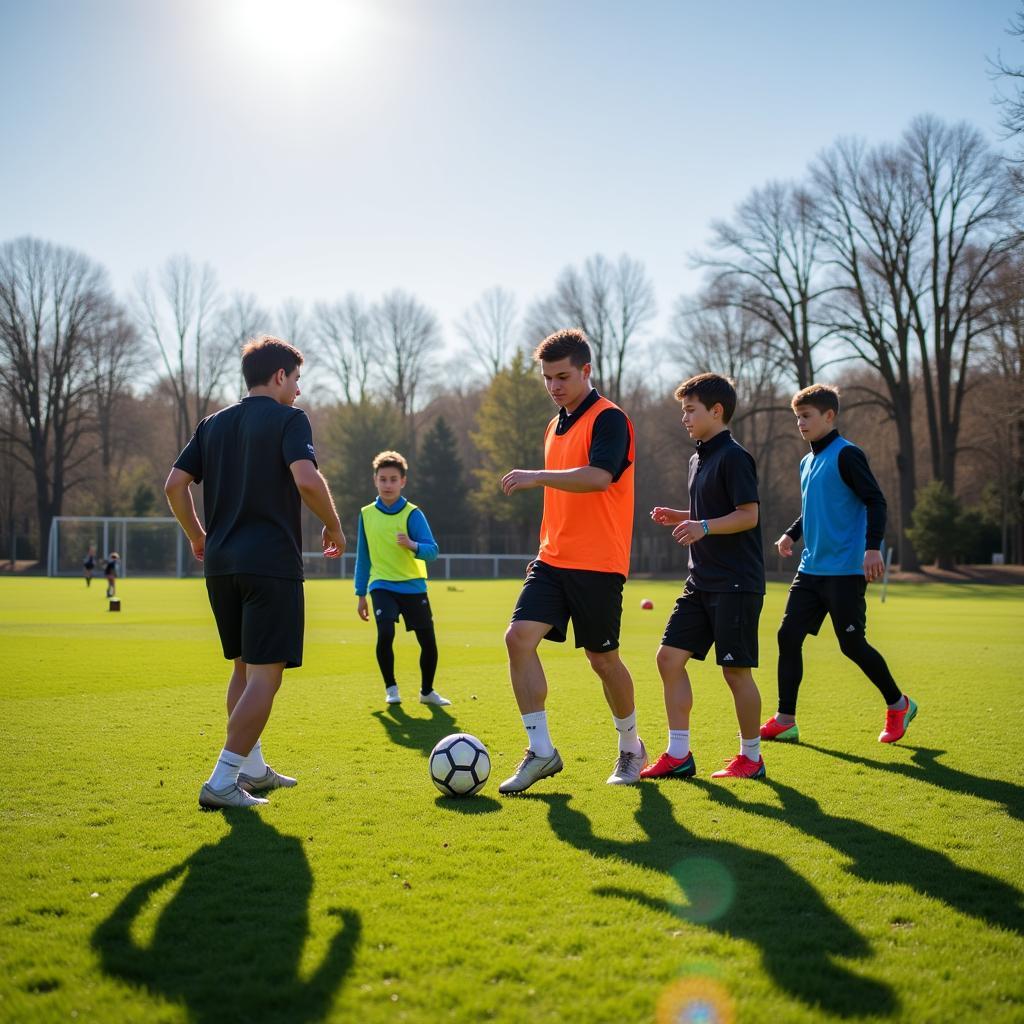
left=165, top=335, right=346, bottom=810
left=83, top=545, right=96, bottom=587
left=104, top=553, right=119, bottom=597
left=642, top=373, right=768, bottom=782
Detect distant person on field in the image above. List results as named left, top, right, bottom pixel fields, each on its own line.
left=83, top=545, right=96, bottom=587
left=354, top=449, right=450, bottom=708
left=164, top=335, right=346, bottom=810
left=498, top=328, right=645, bottom=793
left=641, top=373, right=768, bottom=783
left=104, top=552, right=119, bottom=597
left=761, top=384, right=916, bottom=746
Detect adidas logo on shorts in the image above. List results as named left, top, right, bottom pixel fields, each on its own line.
left=722, top=653, right=734, bottom=661
left=845, top=624, right=856, bottom=632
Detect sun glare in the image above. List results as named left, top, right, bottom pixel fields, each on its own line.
left=222, top=0, right=369, bottom=78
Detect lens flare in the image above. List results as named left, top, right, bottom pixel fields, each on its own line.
left=656, top=977, right=735, bottom=1024
left=671, top=857, right=736, bottom=924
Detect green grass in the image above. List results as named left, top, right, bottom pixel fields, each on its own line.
left=1, top=576, right=1022, bottom=1024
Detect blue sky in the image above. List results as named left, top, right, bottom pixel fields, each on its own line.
left=0, top=0, right=1017, bottom=348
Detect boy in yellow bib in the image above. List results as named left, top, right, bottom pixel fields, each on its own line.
left=354, top=450, right=450, bottom=707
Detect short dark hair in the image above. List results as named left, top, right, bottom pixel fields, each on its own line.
left=241, top=335, right=304, bottom=389
left=674, top=372, right=737, bottom=424
left=792, top=383, right=840, bottom=415
left=533, top=328, right=591, bottom=368
left=372, top=450, right=408, bottom=477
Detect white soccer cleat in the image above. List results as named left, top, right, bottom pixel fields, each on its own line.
left=607, top=740, right=648, bottom=785
left=498, top=748, right=564, bottom=794
left=198, top=782, right=269, bottom=810
left=385, top=685, right=402, bottom=705
left=419, top=691, right=452, bottom=706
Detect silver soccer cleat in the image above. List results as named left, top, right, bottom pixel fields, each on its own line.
left=198, top=782, right=269, bottom=810
left=419, top=691, right=452, bottom=706
left=237, top=766, right=298, bottom=793
left=498, top=748, right=564, bottom=794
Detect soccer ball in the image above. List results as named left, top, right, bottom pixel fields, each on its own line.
left=429, top=733, right=490, bottom=797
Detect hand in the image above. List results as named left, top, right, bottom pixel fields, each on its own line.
left=672, top=520, right=706, bottom=546
left=323, top=523, right=346, bottom=558
left=396, top=532, right=418, bottom=551
left=651, top=507, right=687, bottom=526
left=776, top=534, right=794, bottom=558
left=190, top=533, right=205, bottom=562
left=864, top=549, right=884, bottom=583
left=501, top=469, right=540, bottom=495
left=357, top=596, right=369, bottom=621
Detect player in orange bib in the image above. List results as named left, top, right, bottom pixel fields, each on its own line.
left=498, top=328, right=645, bottom=793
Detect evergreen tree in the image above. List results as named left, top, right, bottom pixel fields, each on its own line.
left=471, top=351, right=553, bottom=549
left=415, top=417, right=469, bottom=544
left=905, top=480, right=961, bottom=569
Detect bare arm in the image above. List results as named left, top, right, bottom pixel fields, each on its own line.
left=290, top=460, right=346, bottom=556
left=164, top=468, right=206, bottom=561
left=672, top=503, right=759, bottom=546
left=651, top=506, right=689, bottom=526
left=501, top=466, right=612, bottom=496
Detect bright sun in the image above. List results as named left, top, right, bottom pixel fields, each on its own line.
left=221, top=0, right=368, bottom=77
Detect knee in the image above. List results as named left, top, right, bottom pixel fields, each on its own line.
left=505, top=623, right=536, bottom=658
left=837, top=632, right=867, bottom=659
left=777, top=622, right=804, bottom=654
left=585, top=649, right=619, bottom=679
left=656, top=645, right=688, bottom=676
left=722, top=667, right=753, bottom=689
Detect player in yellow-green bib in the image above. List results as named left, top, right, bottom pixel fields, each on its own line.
left=354, top=450, right=451, bottom=707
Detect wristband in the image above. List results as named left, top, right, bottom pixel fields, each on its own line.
left=701, top=519, right=710, bottom=536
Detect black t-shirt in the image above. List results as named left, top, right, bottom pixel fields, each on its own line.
left=686, top=430, right=765, bottom=594
left=173, top=396, right=317, bottom=580
left=555, top=389, right=632, bottom=482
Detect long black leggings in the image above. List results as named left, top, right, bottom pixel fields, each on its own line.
left=376, top=620, right=438, bottom=694
left=777, top=618, right=901, bottom=715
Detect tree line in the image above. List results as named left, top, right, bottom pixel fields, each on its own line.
left=1, top=113, right=1021, bottom=571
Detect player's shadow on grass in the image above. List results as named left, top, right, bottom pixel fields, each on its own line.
left=92, top=810, right=360, bottom=1024
left=802, top=742, right=1024, bottom=823
left=533, top=785, right=896, bottom=1018
left=696, top=777, right=1024, bottom=938
left=372, top=702, right=458, bottom=757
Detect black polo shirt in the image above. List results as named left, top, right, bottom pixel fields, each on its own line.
left=173, top=396, right=317, bottom=580
left=686, top=429, right=765, bottom=594
left=555, top=388, right=631, bottom=481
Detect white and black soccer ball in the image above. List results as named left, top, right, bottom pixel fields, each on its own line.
left=429, top=733, right=490, bottom=797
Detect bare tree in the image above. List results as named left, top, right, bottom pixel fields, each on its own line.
left=812, top=138, right=925, bottom=570
left=219, top=291, right=271, bottom=399
left=373, top=289, right=442, bottom=450
left=693, top=181, right=834, bottom=389
left=527, top=253, right=656, bottom=405
left=991, top=4, right=1024, bottom=158
left=277, top=298, right=307, bottom=349
left=0, top=237, right=112, bottom=551
left=86, top=304, right=145, bottom=515
left=311, top=295, right=379, bottom=405
left=902, top=116, right=1021, bottom=490
left=455, top=286, right=520, bottom=377
left=136, top=255, right=227, bottom=450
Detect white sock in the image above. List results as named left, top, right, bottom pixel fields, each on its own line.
left=667, top=729, right=690, bottom=759
left=522, top=711, right=554, bottom=757
left=240, top=739, right=267, bottom=776
left=613, top=711, right=642, bottom=755
left=207, top=748, right=244, bottom=789
left=740, top=737, right=761, bottom=762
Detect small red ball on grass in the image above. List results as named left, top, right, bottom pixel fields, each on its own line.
left=641, top=599, right=654, bottom=610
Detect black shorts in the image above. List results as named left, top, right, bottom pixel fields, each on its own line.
left=371, top=588, right=433, bottom=632
left=781, top=573, right=867, bottom=639
left=661, top=581, right=764, bottom=667
left=205, top=574, right=304, bottom=668
left=511, top=560, right=624, bottom=652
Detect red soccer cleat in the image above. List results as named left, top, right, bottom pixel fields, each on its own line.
left=879, top=696, right=918, bottom=743
left=760, top=716, right=800, bottom=742
left=711, top=755, right=766, bottom=780
left=640, top=751, right=696, bottom=780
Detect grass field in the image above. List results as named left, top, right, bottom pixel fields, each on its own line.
left=1, top=576, right=1022, bottom=1024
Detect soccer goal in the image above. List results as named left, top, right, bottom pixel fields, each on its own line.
left=47, top=516, right=192, bottom=577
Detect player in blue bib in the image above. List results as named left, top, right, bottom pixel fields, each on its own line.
left=762, top=384, right=917, bottom=746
